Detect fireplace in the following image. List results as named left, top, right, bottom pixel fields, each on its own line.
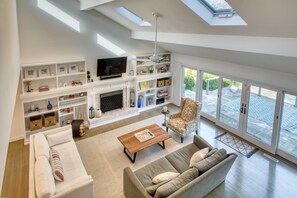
left=100, top=90, right=123, bottom=113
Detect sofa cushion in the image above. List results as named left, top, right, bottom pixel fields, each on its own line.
left=189, top=147, right=209, bottom=167
left=35, top=156, right=55, bottom=198
left=205, top=148, right=218, bottom=158
left=46, top=128, right=73, bottom=147
left=193, top=148, right=227, bottom=173
left=154, top=168, right=199, bottom=198
left=145, top=180, right=170, bottom=196
left=134, top=157, right=179, bottom=188
left=165, top=144, right=200, bottom=173
left=34, top=133, right=50, bottom=160
left=53, top=140, right=88, bottom=193
left=50, top=148, right=64, bottom=182
left=181, top=99, right=197, bottom=122
left=152, top=172, right=180, bottom=184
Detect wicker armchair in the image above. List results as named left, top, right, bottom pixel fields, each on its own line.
left=166, top=98, right=202, bottom=143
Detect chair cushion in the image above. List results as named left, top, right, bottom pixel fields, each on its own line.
left=167, top=118, right=186, bottom=134
left=165, top=144, right=200, bottom=173
left=152, top=172, right=180, bottom=184
left=205, top=148, right=218, bottom=158
left=189, top=147, right=209, bottom=167
left=181, top=99, right=197, bottom=122
left=146, top=180, right=170, bottom=196
left=134, top=157, right=179, bottom=188
left=193, top=149, right=227, bottom=173
left=154, top=168, right=199, bottom=198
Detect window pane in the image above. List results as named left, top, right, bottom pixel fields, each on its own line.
left=202, top=0, right=233, bottom=12
left=220, top=78, right=242, bottom=129
left=246, top=86, right=277, bottom=144
left=278, top=93, right=297, bottom=158
left=183, top=68, right=197, bottom=100
left=202, top=72, right=219, bottom=117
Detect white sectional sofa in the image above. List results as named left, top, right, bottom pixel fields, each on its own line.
left=29, top=125, right=94, bottom=198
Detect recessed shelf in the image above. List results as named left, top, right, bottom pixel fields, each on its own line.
left=24, top=107, right=58, bottom=118
left=23, top=76, right=56, bottom=82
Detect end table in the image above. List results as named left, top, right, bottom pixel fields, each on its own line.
left=161, top=110, right=170, bottom=126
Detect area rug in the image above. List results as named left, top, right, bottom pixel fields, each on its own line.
left=215, top=132, right=258, bottom=158
left=75, top=114, right=192, bottom=198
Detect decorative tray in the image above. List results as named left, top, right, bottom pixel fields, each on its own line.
left=134, top=129, right=155, bottom=142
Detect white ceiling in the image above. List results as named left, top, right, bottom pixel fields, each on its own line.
left=81, top=0, right=297, bottom=74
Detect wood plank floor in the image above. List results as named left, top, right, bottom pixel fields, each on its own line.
left=1, top=104, right=297, bottom=198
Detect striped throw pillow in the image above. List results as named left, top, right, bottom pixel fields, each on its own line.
left=49, top=148, right=64, bottom=182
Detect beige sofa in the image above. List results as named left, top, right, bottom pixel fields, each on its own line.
left=124, top=135, right=237, bottom=198
left=29, top=125, right=94, bottom=198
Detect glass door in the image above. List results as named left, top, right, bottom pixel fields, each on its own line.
left=218, top=78, right=244, bottom=133
left=201, top=72, right=220, bottom=119
left=243, top=84, right=280, bottom=152
left=183, top=67, right=198, bottom=100
left=277, top=92, right=297, bottom=163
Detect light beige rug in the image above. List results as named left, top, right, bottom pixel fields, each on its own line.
left=76, top=114, right=195, bottom=198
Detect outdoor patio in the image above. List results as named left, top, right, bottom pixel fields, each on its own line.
left=184, top=88, right=297, bottom=157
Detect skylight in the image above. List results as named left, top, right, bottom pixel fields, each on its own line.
left=97, top=34, right=126, bottom=56
left=201, top=0, right=234, bottom=14
left=115, top=7, right=152, bottom=26
left=37, top=0, right=80, bottom=32
left=181, top=0, right=247, bottom=26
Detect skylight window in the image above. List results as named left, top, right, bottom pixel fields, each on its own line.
left=181, top=0, right=247, bottom=26
left=115, top=7, right=152, bottom=26
left=201, top=0, right=234, bottom=14
left=37, top=0, right=80, bottom=32
left=97, top=34, right=126, bottom=56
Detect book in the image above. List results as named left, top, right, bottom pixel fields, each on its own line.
left=134, top=129, right=155, bottom=142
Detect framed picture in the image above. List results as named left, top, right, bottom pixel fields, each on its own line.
left=68, top=64, right=78, bottom=73
left=25, top=68, right=37, bottom=79
left=57, top=64, right=68, bottom=75
left=38, top=66, right=50, bottom=77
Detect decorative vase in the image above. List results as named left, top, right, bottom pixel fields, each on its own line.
left=137, top=96, right=143, bottom=108
left=95, top=109, right=102, bottom=118
left=47, top=101, right=52, bottom=110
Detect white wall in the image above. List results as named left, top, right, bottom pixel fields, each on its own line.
left=10, top=0, right=156, bottom=140
left=0, top=0, right=20, bottom=194
left=172, top=53, right=297, bottom=105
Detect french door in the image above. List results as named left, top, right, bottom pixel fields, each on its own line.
left=242, top=84, right=281, bottom=153
left=199, top=72, right=281, bottom=153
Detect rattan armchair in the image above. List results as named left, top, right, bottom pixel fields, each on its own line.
left=166, top=98, right=202, bottom=143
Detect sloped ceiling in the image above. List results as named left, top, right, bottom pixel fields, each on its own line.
left=82, top=0, right=297, bottom=74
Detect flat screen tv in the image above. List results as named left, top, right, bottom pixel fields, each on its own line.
left=97, top=57, right=127, bottom=80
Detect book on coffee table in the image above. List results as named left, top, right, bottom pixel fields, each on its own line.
left=134, top=129, right=155, bottom=142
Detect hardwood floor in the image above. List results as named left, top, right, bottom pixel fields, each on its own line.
left=1, top=104, right=297, bottom=198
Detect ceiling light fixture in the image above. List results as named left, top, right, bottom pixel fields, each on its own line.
left=149, top=12, right=163, bottom=63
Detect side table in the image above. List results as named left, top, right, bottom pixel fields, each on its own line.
left=161, top=110, right=170, bottom=126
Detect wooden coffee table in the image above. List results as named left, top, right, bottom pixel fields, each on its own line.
left=117, top=124, right=172, bottom=163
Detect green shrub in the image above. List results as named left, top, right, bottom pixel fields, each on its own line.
left=184, top=76, right=195, bottom=91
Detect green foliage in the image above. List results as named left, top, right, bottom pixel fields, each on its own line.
left=184, top=76, right=195, bottom=91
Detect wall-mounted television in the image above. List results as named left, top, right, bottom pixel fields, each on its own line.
left=97, top=57, right=127, bottom=80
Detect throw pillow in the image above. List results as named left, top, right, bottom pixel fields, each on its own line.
left=154, top=168, right=199, bottom=198
left=193, top=148, right=227, bottom=173
left=205, top=148, right=218, bottom=158
left=180, top=99, right=197, bottom=122
left=152, top=172, right=180, bottom=184
left=46, top=128, right=72, bottom=147
left=34, top=133, right=50, bottom=160
left=189, top=147, right=209, bottom=167
left=35, top=156, right=55, bottom=198
left=49, top=148, right=64, bottom=181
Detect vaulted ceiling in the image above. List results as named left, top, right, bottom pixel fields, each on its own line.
left=81, top=0, right=297, bottom=73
